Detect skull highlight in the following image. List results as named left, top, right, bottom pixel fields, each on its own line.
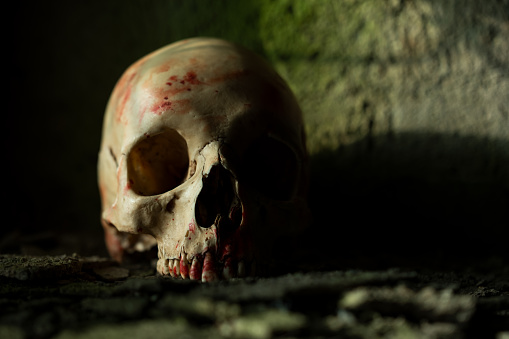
left=98, top=38, right=310, bottom=281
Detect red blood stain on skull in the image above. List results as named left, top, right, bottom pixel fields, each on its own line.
left=114, top=72, right=137, bottom=122
left=165, top=71, right=201, bottom=88
left=217, top=228, right=250, bottom=261
left=140, top=68, right=251, bottom=123
left=156, top=63, right=171, bottom=74
left=142, top=71, right=203, bottom=118
left=222, top=244, right=232, bottom=257
left=155, top=101, right=172, bottom=112
left=183, top=71, right=201, bottom=85
left=202, top=252, right=216, bottom=282
left=148, top=68, right=251, bottom=119
left=111, top=53, right=149, bottom=123
left=189, top=220, right=196, bottom=234
left=116, top=87, right=131, bottom=122
left=103, top=225, right=124, bottom=262
left=180, top=259, right=189, bottom=277
left=190, top=257, right=202, bottom=280
left=148, top=99, right=191, bottom=117
left=124, top=179, right=133, bottom=194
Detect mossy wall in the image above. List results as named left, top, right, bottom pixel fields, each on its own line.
left=7, top=0, right=508, bottom=265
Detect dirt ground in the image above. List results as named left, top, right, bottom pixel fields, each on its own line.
left=1, top=247, right=508, bottom=339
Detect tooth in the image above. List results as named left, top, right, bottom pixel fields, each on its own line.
left=237, top=260, right=245, bottom=278
left=168, top=259, right=175, bottom=277
left=157, top=259, right=169, bottom=275
left=201, top=252, right=217, bottom=282
left=223, top=266, right=232, bottom=280
left=180, top=253, right=189, bottom=279
left=174, top=259, right=180, bottom=277
left=162, top=259, right=170, bottom=275
left=190, top=257, right=202, bottom=281
left=223, top=257, right=234, bottom=280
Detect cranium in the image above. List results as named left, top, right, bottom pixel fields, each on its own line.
left=98, top=38, right=310, bottom=281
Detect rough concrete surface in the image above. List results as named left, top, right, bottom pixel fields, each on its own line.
left=1, top=254, right=508, bottom=339
left=263, top=0, right=509, bottom=152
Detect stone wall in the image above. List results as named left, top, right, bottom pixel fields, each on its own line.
left=256, top=0, right=509, bottom=266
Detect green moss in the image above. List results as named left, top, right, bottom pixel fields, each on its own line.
left=259, top=0, right=389, bottom=62
left=256, top=0, right=397, bottom=153
left=258, top=0, right=321, bottom=61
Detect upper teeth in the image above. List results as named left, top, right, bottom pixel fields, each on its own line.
left=157, top=252, right=254, bottom=282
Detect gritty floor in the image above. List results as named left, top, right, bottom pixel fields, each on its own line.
left=1, top=242, right=508, bottom=339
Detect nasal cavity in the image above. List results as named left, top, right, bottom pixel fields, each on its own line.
left=195, top=164, right=238, bottom=229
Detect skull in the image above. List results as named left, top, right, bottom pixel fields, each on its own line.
left=98, top=38, right=310, bottom=281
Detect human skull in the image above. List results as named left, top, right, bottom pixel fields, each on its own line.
left=98, top=38, right=310, bottom=281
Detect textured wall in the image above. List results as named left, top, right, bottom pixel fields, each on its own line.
left=258, top=0, right=509, bottom=266
left=6, top=0, right=508, bottom=265
left=262, top=0, right=509, bottom=150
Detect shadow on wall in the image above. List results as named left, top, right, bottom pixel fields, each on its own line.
left=298, top=132, right=509, bottom=271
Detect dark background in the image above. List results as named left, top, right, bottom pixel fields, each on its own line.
left=4, top=1, right=509, bottom=271
left=5, top=1, right=266, bottom=256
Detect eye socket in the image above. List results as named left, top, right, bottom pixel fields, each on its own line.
left=127, top=129, right=189, bottom=196
left=241, top=135, right=299, bottom=201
